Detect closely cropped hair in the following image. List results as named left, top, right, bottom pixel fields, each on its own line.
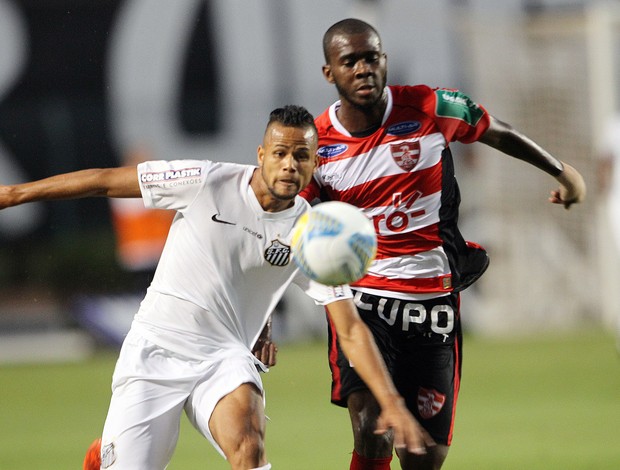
left=323, top=18, right=381, bottom=62
left=267, top=105, right=317, bottom=135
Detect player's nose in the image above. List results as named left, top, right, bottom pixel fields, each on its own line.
left=282, top=154, right=297, bottom=170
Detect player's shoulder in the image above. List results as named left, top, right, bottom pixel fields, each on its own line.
left=208, top=163, right=259, bottom=198
left=389, top=84, right=464, bottom=104
left=391, top=85, right=486, bottom=127
left=390, top=84, right=435, bottom=99
left=206, top=160, right=255, bottom=178
left=314, top=106, right=333, bottom=134
left=294, top=195, right=313, bottom=213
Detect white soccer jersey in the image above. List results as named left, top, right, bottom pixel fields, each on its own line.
left=132, top=159, right=349, bottom=361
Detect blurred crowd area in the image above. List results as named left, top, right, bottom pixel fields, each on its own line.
left=1, top=0, right=619, bottom=362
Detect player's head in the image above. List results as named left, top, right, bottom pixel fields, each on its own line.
left=257, top=105, right=318, bottom=206
left=322, top=18, right=387, bottom=109
left=264, top=105, right=318, bottom=139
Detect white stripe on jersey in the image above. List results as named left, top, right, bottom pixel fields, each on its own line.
left=368, top=247, right=450, bottom=279
left=315, top=132, right=446, bottom=192
left=365, top=191, right=441, bottom=236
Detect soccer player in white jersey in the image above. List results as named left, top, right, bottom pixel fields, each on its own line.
left=301, top=19, right=587, bottom=470
left=0, top=105, right=434, bottom=470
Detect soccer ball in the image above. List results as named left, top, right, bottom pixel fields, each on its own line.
left=291, top=201, right=377, bottom=286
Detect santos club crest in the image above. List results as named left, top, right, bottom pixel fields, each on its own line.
left=264, top=240, right=291, bottom=266
left=390, top=140, right=420, bottom=172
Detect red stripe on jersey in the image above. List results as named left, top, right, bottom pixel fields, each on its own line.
left=321, top=164, right=442, bottom=211
left=352, top=273, right=453, bottom=293
left=375, top=225, right=440, bottom=258
left=300, top=178, right=320, bottom=202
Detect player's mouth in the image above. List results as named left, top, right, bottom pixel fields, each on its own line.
left=356, top=83, right=376, bottom=97
left=278, top=179, right=298, bottom=190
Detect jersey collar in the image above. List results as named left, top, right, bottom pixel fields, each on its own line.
left=328, top=87, right=393, bottom=137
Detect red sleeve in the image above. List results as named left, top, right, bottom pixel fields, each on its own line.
left=299, top=177, right=320, bottom=202
left=416, top=86, right=491, bottom=144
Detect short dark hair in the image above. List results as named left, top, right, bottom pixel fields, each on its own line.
left=323, top=18, right=381, bottom=62
left=266, top=105, right=317, bottom=136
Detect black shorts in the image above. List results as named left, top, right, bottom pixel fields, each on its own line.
left=327, top=290, right=463, bottom=445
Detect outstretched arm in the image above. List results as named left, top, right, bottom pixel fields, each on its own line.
left=0, top=167, right=141, bottom=209
left=326, top=298, right=435, bottom=454
left=479, top=115, right=586, bottom=209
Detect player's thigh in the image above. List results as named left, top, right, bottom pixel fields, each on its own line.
left=101, top=331, right=197, bottom=469
left=102, top=396, right=185, bottom=469
left=394, top=338, right=461, bottom=445
left=210, top=383, right=266, bottom=455
left=327, top=292, right=398, bottom=407
left=185, top=355, right=265, bottom=460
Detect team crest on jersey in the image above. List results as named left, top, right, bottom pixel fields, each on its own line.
left=417, top=387, right=446, bottom=419
left=264, top=240, right=291, bottom=266
left=390, top=140, right=420, bottom=172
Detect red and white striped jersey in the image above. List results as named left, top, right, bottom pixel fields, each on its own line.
left=301, top=85, right=491, bottom=299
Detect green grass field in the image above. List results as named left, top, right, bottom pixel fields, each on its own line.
left=0, top=329, right=618, bottom=469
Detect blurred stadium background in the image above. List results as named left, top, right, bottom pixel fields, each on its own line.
left=0, top=0, right=619, bottom=468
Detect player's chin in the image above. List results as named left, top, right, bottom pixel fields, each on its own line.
left=352, top=94, right=381, bottom=110
left=269, top=189, right=297, bottom=202
left=273, top=182, right=299, bottom=199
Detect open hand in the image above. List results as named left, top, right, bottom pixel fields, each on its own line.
left=374, top=399, right=435, bottom=455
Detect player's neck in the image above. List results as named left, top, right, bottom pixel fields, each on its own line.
left=337, top=95, right=386, bottom=135
left=250, top=170, right=295, bottom=213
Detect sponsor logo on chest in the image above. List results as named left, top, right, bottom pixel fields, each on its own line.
left=386, top=120, right=421, bottom=136
left=318, top=144, right=348, bottom=158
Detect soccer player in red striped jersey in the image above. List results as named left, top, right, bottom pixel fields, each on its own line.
left=301, top=18, right=586, bottom=470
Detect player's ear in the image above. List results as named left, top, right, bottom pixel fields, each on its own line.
left=322, top=64, right=334, bottom=84
left=257, top=145, right=265, bottom=167
left=312, top=152, right=319, bottom=172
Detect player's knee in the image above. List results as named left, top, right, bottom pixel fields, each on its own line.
left=397, top=443, right=449, bottom=470
left=347, top=391, right=394, bottom=456
left=355, top=420, right=393, bottom=455
left=224, top=431, right=266, bottom=468
left=348, top=391, right=382, bottom=437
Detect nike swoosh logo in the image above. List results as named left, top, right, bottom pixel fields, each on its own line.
left=211, top=213, right=236, bottom=225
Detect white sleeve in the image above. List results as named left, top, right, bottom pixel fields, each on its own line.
left=137, top=160, right=211, bottom=212
left=292, top=270, right=353, bottom=305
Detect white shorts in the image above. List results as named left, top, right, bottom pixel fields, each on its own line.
left=100, top=329, right=264, bottom=469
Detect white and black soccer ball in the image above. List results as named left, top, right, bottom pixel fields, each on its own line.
left=291, top=201, right=377, bottom=286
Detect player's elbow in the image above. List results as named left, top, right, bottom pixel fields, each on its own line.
left=337, top=320, right=372, bottom=352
